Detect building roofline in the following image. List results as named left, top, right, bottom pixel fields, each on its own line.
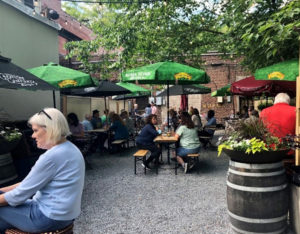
left=1, top=0, right=60, bottom=31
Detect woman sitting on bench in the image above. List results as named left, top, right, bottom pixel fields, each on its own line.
left=0, top=108, right=85, bottom=233
left=136, top=114, right=161, bottom=170
left=174, top=112, right=201, bottom=173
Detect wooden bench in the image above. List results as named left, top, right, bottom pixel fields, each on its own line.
left=175, top=153, right=200, bottom=175
left=133, top=149, right=149, bottom=175
left=111, top=139, right=127, bottom=155
left=5, top=223, right=73, bottom=234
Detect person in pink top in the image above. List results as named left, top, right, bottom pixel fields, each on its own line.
left=151, top=102, right=157, bottom=115
left=67, top=113, right=84, bottom=138
left=260, top=93, right=296, bottom=138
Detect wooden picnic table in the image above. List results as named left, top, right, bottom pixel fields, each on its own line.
left=154, top=135, right=178, bottom=164
left=87, top=128, right=109, bottom=133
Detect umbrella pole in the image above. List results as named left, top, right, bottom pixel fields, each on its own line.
left=167, top=81, right=170, bottom=130
left=232, top=96, right=235, bottom=115
left=104, top=97, right=108, bottom=125
left=52, top=90, right=56, bottom=108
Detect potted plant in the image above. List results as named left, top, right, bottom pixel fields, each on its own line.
left=218, top=118, right=290, bottom=233
left=0, top=125, right=23, bottom=155
left=218, top=118, right=290, bottom=163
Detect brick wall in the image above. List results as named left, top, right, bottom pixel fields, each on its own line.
left=167, top=54, right=250, bottom=123
left=199, top=54, right=250, bottom=122
left=41, top=0, right=95, bottom=56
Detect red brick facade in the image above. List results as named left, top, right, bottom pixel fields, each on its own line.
left=200, top=53, right=250, bottom=122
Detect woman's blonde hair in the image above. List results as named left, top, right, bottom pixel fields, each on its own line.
left=28, top=108, right=70, bottom=144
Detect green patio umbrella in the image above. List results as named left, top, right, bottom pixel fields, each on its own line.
left=211, top=84, right=231, bottom=97
left=28, top=62, right=96, bottom=88
left=121, top=61, right=210, bottom=128
left=116, top=82, right=150, bottom=94
left=28, top=62, right=97, bottom=107
left=116, top=82, right=151, bottom=108
left=121, top=61, right=210, bottom=84
left=254, top=59, right=299, bottom=81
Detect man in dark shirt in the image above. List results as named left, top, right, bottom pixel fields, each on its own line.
left=90, top=109, right=102, bottom=129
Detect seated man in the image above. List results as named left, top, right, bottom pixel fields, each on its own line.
left=81, top=114, right=93, bottom=131
left=108, top=114, right=129, bottom=153
left=120, top=111, right=135, bottom=136
left=260, top=93, right=296, bottom=138
left=198, top=110, right=217, bottom=148
left=90, top=109, right=102, bottom=129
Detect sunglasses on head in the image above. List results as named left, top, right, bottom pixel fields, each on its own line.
left=38, top=109, right=52, bottom=120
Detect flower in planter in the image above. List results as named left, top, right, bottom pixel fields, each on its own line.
left=218, top=118, right=289, bottom=156
left=0, top=126, right=22, bottom=142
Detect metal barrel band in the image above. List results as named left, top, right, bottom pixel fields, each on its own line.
left=227, top=181, right=288, bottom=192
left=230, top=223, right=286, bottom=234
left=228, top=210, right=287, bottom=224
left=229, top=160, right=283, bottom=169
left=228, top=168, right=285, bottom=177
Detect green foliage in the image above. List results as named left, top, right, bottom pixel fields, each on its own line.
left=218, top=118, right=289, bottom=156
left=220, top=0, right=300, bottom=71
left=0, top=127, right=22, bottom=142
left=257, top=102, right=273, bottom=111
left=64, top=0, right=300, bottom=76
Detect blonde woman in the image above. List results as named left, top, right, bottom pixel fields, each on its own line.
left=0, top=108, right=85, bottom=233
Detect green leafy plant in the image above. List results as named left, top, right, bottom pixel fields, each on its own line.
left=257, top=102, right=273, bottom=111
left=218, top=118, right=289, bottom=156
left=0, top=126, right=22, bottom=142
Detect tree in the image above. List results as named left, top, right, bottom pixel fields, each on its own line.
left=220, top=0, right=300, bottom=71
left=64, top=0, right=300, bottom=77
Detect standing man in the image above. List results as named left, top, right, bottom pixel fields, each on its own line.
left=260, top=93, right=296, bottom=138
left=151, top=102, right=157, bottom=115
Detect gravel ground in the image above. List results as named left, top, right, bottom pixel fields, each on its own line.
left=74, top=132, right=294, bottom=234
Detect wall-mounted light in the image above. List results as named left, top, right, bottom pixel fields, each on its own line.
left=65, top=20, right=68, bottom=25
left=79, top=24, right=82, bottom=29
left=32, top=10, right=36, bottom=15
left=34, top=0, right=39, bottom=7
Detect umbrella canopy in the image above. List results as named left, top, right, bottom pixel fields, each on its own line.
left=64, top=80, right=131, bottom=97
left=157, top=84, right=211, bottom=97
left=254, top=59, right=299, bottom=81
left=231, top=76, right=296, bottom=97
left=113, top=93, right=150, bottom=100
left=116, top=82, right=150, bottom=94
left=0, top=56, right=57, bottom=90
left=211, top=84, right=231, bottom=97
left=121, top=61, right=210, bottom=84
left=27, top=62, right=96, bottom=89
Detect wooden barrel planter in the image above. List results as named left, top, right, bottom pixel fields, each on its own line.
left=0, top=153, right=18, bottom=186
left=227, top=160, right=288, bottom=233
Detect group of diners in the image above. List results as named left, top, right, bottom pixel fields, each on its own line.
left=136, top=107, right=217, bottom=174
left=66, top=109, right=135, bottom=154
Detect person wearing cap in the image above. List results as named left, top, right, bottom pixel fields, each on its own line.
left=91, top=109, right=102, bottom=129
